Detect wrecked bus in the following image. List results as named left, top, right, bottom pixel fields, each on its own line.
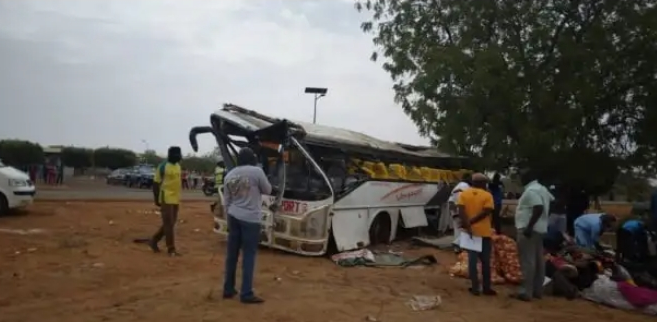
left=189, top=104, right=470, bottom=256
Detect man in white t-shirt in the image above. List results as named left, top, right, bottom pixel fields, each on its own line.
left=449, top=173, right=472, bottom=248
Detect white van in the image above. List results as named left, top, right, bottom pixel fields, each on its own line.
left=0, top=159, right=36, bottom=215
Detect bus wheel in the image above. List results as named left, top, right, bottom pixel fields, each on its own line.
left=326, top=229, right=338, bottom=255
left=369, top=212, right=392, bottom=246
left=0, top=193, right=8, bottom=216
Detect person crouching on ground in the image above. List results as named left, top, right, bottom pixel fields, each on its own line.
left=616, top=218, right=649, bottom=264
left=511, top=169, right=553, bottom=302
left=149, top=146, right=183, bottom=257
left=573, top=213, right=617, bottom=251
left=222, top=147, right=272, bottom=304
left=457, top=173, right=497, bottom=296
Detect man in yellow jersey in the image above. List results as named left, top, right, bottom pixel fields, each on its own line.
left=149, top=146, right=183, bottom=256
left=457, top=173, right=497, bottom=296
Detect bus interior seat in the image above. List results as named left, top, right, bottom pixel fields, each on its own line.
left=406, top=166, right=424, bottom=181
left=388, top=163, right=406, bottom=179
left=361, top=161, right=376, bottom=177
left=429, top=168, right=442, bottom=182
left=371, top=162, right=389, bottom=179
left=347, top=158, right=362, bottom=175
left=420, top=167, right=433, bottom=182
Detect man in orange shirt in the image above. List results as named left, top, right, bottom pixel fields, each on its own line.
left=457, top=173, right=497, bottom=296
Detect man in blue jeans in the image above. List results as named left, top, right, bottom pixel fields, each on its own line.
left=222, top=147, right=272, bottom=304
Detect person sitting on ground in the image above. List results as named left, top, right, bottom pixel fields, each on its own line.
left=456, top=172, right=497, bottom=296
left=573, top=213, right=617, bottom=251
left=616, top=218, right=649, bottom=264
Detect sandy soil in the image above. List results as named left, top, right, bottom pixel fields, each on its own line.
left=0, top=201, right=651, bottom=322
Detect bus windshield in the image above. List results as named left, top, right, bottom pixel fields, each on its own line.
left=207, top=112, right=332, bottom=202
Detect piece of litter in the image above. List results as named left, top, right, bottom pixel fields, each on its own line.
left=406, top=295, right=442, bottom=311
left=108, top=220, right=114, bottom=225
left=27, top=248, right=37, bottom=253
left=365, top=315, right=378, bottom=321
left=92, top=262, right=105, bottom=268
left=0, top=228, right=46, bottom=235
left=274, top=277, right=282, bottom=281
left=193, top=228, right=200, bottom=232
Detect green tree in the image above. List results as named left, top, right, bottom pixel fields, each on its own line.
left=0, top=139, right=44, bottom=166
left=141, top=149, right=164, bottom=166
left=93, top=147, right=137, bottom=170
left=61, top=146, right=93, bottom=168
left=356, top=0, right=657, bottom=187
left=181, top=154, right=215, bottom=173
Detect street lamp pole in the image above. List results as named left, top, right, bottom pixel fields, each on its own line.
left=304, top=87, right=328, bottom=124
left=141, top=139, right=149, bottom=151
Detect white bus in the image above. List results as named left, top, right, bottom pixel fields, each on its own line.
left=189, top=104, right=472, bottom=256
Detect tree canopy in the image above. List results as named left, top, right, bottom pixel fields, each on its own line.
left=61, top=147, right=93, bottom=169
left=0, top=140, right=44, bottom=166
left=93, top=147, right=138, bottom=170
left=141, top=149, right=164, bottom=166
left=356, top=0, right=657, bottom=191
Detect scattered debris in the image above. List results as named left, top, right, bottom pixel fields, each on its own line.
left=331, top=249, right=375, bottom=266
left=331, top=249, right=437, bottom=268
left=59, top=236, right=89, bottom=248
left=365, top=314, right=379, bottom=321
left=92, top=262, right=105, bottom=268
left=125, top=209, right=160, bottom=215
left=0, top=228, right=46, bottom=235
left=406, top=295, right=442, bottom=311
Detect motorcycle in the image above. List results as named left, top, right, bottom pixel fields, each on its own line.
left=202, top=178, right=218, bottom=197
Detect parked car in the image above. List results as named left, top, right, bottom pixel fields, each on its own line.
left=0, top=159, right=36, bottom=216
left=106, top=168, right=128, bottom=185
left=124, top=165, right=155, bottom=189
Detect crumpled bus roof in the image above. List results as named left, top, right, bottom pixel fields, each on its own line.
left=213, top=103, right=462, bottom=161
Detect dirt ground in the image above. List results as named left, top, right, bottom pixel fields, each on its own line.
left=0, top=202, right=652, bottom=322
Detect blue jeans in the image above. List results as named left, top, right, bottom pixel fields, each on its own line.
left=223, top=216, right=261, bottom=300
left=467, top=237, right=492, bottom=291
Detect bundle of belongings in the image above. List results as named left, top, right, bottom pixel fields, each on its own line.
left=582, top=274, right=657, bottom=315
left=543, top=246, right=616, bottom=299
left=545, top=222, right=657, bottom=315
left=448, top=234, right=522, bottom=284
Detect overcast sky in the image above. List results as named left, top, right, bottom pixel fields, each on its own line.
left=0, top=0, right=428, bottom=155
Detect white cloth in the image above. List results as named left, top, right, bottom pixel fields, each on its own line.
left=445, top=181, right=469, bottom=242
left=448, top=182, right=470, bottom=204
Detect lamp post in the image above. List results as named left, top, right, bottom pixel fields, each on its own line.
left=141, top=139, right=149, bottom=151
left=304, top=87, right=328, bottom=124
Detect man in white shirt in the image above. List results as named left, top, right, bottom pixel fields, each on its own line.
left=511, top=169, right=554, bottom=302
left=449, top=173, right=472, bottom=248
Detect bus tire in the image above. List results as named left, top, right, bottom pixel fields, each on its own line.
left=369, top=212, right=392, bottom=246
left=0, top=193, right=8, bottom=216
left=326, top=228, right=338, bottom=255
